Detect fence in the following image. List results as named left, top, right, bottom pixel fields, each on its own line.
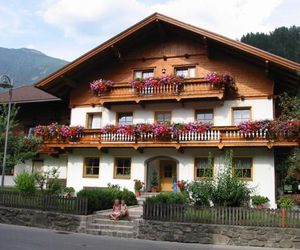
left=0, top=191, right=88, bottom=215
left=143, top=202, right=300, bottom=228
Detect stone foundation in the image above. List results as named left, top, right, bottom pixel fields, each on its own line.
left=0, top=206, right=92, bottom=232
left=136, top=219, right=300, bottom=249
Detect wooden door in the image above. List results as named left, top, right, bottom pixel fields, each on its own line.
left=160, top=160, right=176, bottom=192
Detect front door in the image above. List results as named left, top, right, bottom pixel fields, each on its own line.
left=160, top=160, right=176, bottom=192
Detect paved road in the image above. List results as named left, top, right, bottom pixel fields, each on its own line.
left=0, top=223, right=278, bottom=250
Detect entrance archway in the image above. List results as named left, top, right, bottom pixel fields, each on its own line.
left=145, top=156, right=178, bottom=192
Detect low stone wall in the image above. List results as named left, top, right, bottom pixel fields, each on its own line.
left=136, top=219, right=300, bottom=249
left=0, top=206, right=92, bottom=232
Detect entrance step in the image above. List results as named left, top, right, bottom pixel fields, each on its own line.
left=85, top=206, right=143, bottom=239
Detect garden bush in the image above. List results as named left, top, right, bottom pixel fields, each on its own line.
left=146, top=192, right=188, bottom=204
left=278, top=196, right=295, bottom=209
left=14, top=172, right=36, bottom=195
left=77, top=188, right=137, bottom=213
left=188, top=180, right=213, bottom=206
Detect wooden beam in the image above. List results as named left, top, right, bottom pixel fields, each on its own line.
left=111, top=45, right=123, bottom=63
left=155, top=19, right=165, bottom=42
left=60, top=75, right=77, bottom=88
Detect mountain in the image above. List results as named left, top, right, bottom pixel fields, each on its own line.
left=0, top=47, right=68, bottom=90
left=241, top=26, right=300, bottom=63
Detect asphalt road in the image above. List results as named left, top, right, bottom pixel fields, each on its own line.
left=0, top=223, right=279, bottom=250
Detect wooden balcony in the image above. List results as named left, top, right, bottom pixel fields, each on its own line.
left=41, top=127, right=298, bottom=152
left=97, top=79, right=224, bottom=105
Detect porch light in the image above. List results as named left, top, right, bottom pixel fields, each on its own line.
left=0, top=75, right=13, bottom=88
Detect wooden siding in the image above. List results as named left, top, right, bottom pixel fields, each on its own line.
left=70, top=37, right=273, bottom=106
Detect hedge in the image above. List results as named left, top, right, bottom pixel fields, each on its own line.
left=77, top=188, right=137, bottom=214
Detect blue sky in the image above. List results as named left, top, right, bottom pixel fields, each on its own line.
left=0, top=0, right=299, bottom=61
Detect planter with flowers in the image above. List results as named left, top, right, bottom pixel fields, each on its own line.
left=177, top=180, right=189, bottom=192
left=269, top=119, right=300, bottom=141
left=134, top=179, right=144, bottom=197
left=90, top=79, right=114, bottom=96
left=205, top=72, right=238, bottom=97
left=131, top=75, right=184, bottom=94
left=34, top=124, right=84, bottom=142
left=237, top=120, right=271, bottom=139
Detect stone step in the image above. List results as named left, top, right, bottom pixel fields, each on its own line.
left=86, top=229, right=135, bottom=238
left=88, top=223, right=134, bottom=231
left=93, top=218, right=134, bottom=226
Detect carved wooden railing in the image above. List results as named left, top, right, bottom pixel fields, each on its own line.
left=43, top=127, right=275, bottom=147
left=97, top=79, right=224, bottom=104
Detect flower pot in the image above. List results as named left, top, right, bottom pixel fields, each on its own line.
left=151, top=187, right=158, bottom=193
left=135, top=191, right=141, bottom=197
left=256, top=204, right=264, bottom=209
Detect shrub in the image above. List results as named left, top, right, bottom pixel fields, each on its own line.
left=14, top=172, right=36, bottom=195
left=35, top=168, right=63, bottom=195
left=278, top=196, right=295, bottom=209
left=146, top=192, right=188, bottom=204
left=210, top=150, right=251, bottom=207
left=251, top=195, right=269, bottom=206
left=77, top=188, right=137, bottom=214
left=188, top=180, right=213, bottom=206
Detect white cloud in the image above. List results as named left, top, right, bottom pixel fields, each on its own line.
left=42, top=0, right=283, bottom=43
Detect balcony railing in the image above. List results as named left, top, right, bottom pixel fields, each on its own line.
left=41, top=127, right=296, bottom=149
left=97, top=79, right=224, bottom=104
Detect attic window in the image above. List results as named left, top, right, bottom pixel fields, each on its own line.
left=175, top=66, right=196, bottom=78
left=134, top=69, right=154, bottom=80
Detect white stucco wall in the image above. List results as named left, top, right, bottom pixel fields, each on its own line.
left=70, top=98, right=273, bottom=127
left=66, top=147, right=276, bottom=208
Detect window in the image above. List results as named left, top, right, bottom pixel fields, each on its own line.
left=117, top=112, right=133, bottom=125
left=155, top=111, right=171, bottom=124
left=233, top=158, right=252, bottom=179
left=32, top=160, right=44, bottom=173
left=86, top=112, right=102, bottom=129
left=83, top=157, right=100, bottom=178
left=134, top=69, right=154, bottom=79
left=232, top=108, right=251, bottom=126
left=114, top=157, right=131, bottom=179
left=175, top=67, right=196, bottom=78
left=195, top=110, right=213, bottom=124
left=195, top=158, right=213, bottom=179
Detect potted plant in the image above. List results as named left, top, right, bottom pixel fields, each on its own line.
left=63, top=187, right=75, bottom=198
left=151, top=171, right=159, bottom=192
left=133, top=179, right=144, bottom=197
left=251, top=195, right=269, bottom=209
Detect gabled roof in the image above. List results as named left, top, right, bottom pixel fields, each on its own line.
left=0, top=85, right=60, bottom=104
left=36, top=12, right=300, bottom=93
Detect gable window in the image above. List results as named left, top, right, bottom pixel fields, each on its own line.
left=155, top=111, right=171, bottom=124
left=195, top=158, right=213, bottom=179
left=232, top=107, right=251, bottom=126
left=195, top=110, right=213, bottom=124
left=134, top=69, right=154, bottom=79
left=233, top=158, right=252, bottom=179
left=86, top=112, right=102, bottom=129
left=114, top=157, right=131, bottom=179
left=83, top=157, right=100, bottom=178
left=175, top=67, right=196, bottom=78
left=117, top=112, right=133, bottom=125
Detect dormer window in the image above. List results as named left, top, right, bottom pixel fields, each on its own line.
left=134, top=69, right=154, bottom=79
left=175, top=66, right=196, bottom=78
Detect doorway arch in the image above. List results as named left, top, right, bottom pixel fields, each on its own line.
left=145, top=156, right=179, bottom=192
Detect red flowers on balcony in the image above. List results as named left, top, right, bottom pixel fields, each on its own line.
left=237, top=119, right=300, bottom=140
left=90, top=79, right=114, bottom=95
left=205, top=72, right=238, bottom=94
left=34, top=123, right=84, bottom=141
left=131, top=75, right=184, bottom=92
